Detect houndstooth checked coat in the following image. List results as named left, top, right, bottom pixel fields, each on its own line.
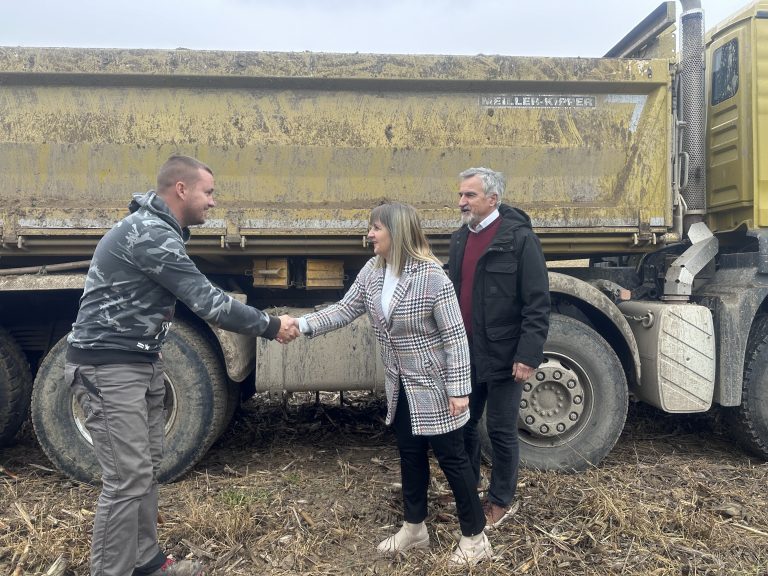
left=304, top=256, right=471, bottom=436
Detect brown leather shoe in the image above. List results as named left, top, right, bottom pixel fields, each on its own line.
left=483, top=500, right=513, bottom=530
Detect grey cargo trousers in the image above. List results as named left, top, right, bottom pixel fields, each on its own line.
left=67, top=361, right=167, bottom=576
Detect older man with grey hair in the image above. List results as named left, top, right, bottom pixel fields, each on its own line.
left=447, top=166, right=550, bottom=529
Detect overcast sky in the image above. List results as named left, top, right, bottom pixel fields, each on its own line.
left=0, top=0, right=752, bottom=57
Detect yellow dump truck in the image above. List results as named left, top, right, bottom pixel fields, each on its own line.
left=1, top=0, right=766, bottom=481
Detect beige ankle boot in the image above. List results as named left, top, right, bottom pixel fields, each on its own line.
left=376, top=521, right=429, bottom=555
left=449, top=531, right=493, bottom=565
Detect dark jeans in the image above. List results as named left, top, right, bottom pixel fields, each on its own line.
left=391, top=384, right=485, bottom=536
left=463, top=370, right=523, bottom=509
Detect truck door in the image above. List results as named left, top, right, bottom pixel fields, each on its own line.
left=706, top=7, right=763, bottom=232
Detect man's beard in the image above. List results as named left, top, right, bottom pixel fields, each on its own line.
left=189, top=209, right=208, bottom=226
left=460, top=211, right=475, bottom=226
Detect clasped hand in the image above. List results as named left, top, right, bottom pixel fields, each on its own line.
left=276, top=315, right=301, bottom=344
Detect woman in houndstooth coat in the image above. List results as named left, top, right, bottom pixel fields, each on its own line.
left=300, top=202, right=492, bottom=565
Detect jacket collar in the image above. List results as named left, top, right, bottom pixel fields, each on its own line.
left=370, top=257, right=418, bottom=330
left=129, top=190, right=191, bottom=242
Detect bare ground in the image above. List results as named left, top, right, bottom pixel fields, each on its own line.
left=2, top=392, right=768, bottom=576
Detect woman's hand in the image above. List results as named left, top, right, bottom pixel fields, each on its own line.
left=448, top=396, right=469, bottom=417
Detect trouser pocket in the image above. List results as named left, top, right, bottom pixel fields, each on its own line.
left=67, top=363, right=120, bottom=483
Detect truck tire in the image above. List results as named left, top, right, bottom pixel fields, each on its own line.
left=195, top=328, right=240, bottom=441
left=0, top=328, right=33, bottom=445
left=479, top=314, right=628, bottom=471
left=726, top=314, right=768, bottom=459
left=31, top=319, right=229, bottom=483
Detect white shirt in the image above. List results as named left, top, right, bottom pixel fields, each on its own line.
left=470, top=209, right=500, bottom=234
left=381, top=263, right=400, bottom=321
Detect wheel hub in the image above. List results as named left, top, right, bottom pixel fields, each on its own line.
left=519, top=358, right=585, bottom=438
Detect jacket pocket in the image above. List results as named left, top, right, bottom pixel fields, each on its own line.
left=486, top=324, right=520, bottom=341
left=485, top=259, right=518, bottom=274
left=69, top=364, right=102, bottom=419
left=423, top=359, right=445, bottom=389
left=484, top=256, right=518, bottom=298
left=484, top=325, right=520, bottom=375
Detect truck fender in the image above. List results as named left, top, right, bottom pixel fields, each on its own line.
left=209, top=327, right=255, bottom=383
left=548, top=271, right=641, bottom=385
left=696, top=265, right=768, bottom=406
left=207, top=292, right=255, bottom=383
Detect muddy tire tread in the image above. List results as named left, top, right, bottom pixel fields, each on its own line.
left=726, top=314, right=768, bottom=459
left=0, top=328, right=33, bottom=445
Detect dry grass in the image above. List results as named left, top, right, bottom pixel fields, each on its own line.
left=2, top=394, right=768, bottom=576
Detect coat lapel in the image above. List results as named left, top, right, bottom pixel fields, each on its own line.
left=386, top=260, right=414, bottom=329
left=369, top=265, right=388, bottom=330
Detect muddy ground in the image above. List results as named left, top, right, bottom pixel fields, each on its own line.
left=1, top=392, right=767, bottom=576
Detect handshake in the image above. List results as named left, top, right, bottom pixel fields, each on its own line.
left=276, top=314, right=302, bottom=344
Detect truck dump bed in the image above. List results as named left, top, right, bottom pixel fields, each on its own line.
left=0, top=47, right=673, bottom=260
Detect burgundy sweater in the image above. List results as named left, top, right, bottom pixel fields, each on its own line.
left=459, top=217, right=501, bottom=335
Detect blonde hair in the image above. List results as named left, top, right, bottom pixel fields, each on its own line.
left=370, top=202, right=441, bottom=275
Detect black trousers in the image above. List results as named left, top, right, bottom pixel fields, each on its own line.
left=463, top=369, right=523, bottom=509
left=391, top=383, right=486, bottom=536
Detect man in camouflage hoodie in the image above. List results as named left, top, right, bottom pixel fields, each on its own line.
left=66, top=155, right=299, bottom=576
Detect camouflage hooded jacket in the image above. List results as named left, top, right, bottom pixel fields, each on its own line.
left=67, top=191, right=279, bottom=362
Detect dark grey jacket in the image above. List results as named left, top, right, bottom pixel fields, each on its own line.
left=448, top=203, right=550, bottom=383
left=68, top=191, right=279, bottom=361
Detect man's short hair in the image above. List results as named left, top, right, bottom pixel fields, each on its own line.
left=157, top=155, right=213, bottom=192
left=460, top=167, right=505, bottom=200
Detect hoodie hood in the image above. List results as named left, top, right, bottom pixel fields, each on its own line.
left=498, top=203, right=532, bottom=230
left=128, top=190, right=190, bottom=242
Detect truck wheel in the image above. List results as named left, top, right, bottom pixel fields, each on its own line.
left=477, top=314, right=628, bottom=471
left=31, top=319, right=228, bottom=483
left=0, top=328, right=33, bottom=445
left=726, top=314, right=768, bottom=459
